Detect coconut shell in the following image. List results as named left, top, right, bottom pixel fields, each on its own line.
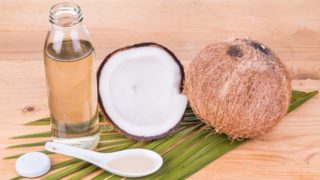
left=184, top=38, right=292, bottom=139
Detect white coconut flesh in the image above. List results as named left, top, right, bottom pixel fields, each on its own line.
left=98, top=45, right=187, bottom=139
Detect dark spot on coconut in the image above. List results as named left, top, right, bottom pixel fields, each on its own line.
left=250, top=41, right=270, bottom=55
left=226, top=45, right=243, bottom=58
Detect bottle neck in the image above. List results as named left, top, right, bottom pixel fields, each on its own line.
left=49, top=3, right=83, bottom=27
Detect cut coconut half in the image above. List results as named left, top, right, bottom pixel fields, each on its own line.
left=98, top=43, right=188, bottom=140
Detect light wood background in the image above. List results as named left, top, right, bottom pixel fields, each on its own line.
left=0, top=0, right=320, bottom=179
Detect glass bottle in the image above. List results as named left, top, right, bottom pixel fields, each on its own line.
left=44, top=3, right=99, bottom=149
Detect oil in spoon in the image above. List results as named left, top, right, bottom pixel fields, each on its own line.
left=107, top=154, right=159, bottom=174
left=45, top=142, right=163, bottom=177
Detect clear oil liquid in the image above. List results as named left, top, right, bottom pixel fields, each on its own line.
left=44, top=40, right=99, bottom=149
left=107, top=155, right=157, bottom=174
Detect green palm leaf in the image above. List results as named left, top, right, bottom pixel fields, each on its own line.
left=11, top=131, right=51, bottom=139
left=289, top=91, right=318, bottom=112
left=24, top=117, right=50, bottom=126
left=6, top=141, right=46, bottom=149
left=5, top=150, right=53, bottom=160
left=6, top=90, right=317, bottom=180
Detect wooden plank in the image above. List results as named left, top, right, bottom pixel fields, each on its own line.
left=0, top=0, right=319, bottom=179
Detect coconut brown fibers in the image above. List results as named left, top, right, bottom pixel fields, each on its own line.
left=184, top=38, right=291, bottom=139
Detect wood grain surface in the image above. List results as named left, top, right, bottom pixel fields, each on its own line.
left=0, top=0, right=319, bottom=179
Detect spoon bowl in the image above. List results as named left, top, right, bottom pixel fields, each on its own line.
left=45, top=142, right=163, bottom=177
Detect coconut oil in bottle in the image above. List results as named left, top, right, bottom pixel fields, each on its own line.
left=44, top=3, right=99, bottom=149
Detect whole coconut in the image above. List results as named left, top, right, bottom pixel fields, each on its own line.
left=184, top=38, right=291, bottom=139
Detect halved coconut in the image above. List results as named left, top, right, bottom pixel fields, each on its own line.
left=98, top=42, right=188, bottom=141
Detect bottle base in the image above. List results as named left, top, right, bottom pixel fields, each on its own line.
left=52, top=132, right=100, bottom=150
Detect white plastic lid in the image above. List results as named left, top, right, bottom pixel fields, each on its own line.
left=15, top=152, right=51, bottom=178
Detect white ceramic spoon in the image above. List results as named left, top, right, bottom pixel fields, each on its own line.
left=45, top=142, right=163, bottom=177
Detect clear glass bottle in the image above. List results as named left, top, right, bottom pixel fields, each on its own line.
left=44, top=3, right=99, bottom=149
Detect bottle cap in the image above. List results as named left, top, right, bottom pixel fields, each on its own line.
left=15, top=152, right=51, bottom=178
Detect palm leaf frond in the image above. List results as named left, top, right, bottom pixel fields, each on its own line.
left=11, top=131, right=51, bottom=139
left=6, top=90, right=317, bottom=180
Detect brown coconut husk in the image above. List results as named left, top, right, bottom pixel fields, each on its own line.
left=184, top=38, right=292, bottom=139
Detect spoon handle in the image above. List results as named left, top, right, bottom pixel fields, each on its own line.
left=45, top=142, right=104, bottom=165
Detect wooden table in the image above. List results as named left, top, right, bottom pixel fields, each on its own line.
left=1, top=0, right=319, bottom=179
